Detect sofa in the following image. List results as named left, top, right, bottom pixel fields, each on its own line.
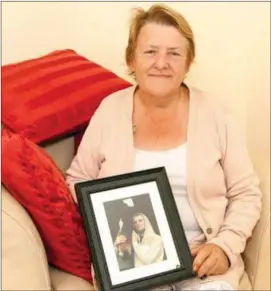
left=2, top=131, right=270, bottom=290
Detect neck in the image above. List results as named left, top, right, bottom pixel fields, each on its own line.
left=136, top=86, right=183, bottom=112
left=136, top=230, right=145, bottom=236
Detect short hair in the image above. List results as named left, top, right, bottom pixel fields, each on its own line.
left=133, top=213, right=143, bottom=220
left=125, top=4, right=195, bottom=75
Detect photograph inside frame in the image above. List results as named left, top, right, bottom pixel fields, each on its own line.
left=91, top=179, right=183, bottom=286
left=105, top=194, right=166, bottom=272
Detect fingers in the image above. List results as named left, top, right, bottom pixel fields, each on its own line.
left=192, top=244, right=230, bottom=278
left=115, top=235, right=127, bottom=245
left=193, top=247, right=211, bottom=273
left=116, top=235, right=127, bottom=243
left=190, top=244, right=202, bottom=257
left=208, top=259, right=219, bottom=275
left=118, top=235, right=126, bottom=240
left=119, top=237, right=127, bottom=243
left=197, top=256, right=217, bottom=278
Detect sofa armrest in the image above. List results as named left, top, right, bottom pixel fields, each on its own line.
left=2, top=185, right=51, bottom=290
left=49, top=267, right=95, bottom=291
left=243, top=174, right=270, bottom=291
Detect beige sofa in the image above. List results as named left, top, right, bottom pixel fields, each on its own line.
left=2, top=135, right=270, bottom=290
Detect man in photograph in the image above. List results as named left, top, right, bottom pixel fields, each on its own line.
left=114, top=213, right=165, bottom=270
left=114, top=233, right=134, bottom=271
left=132, top=213, right=165, bottom=267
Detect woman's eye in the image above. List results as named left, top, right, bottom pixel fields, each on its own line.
left=145, top=50, right=156, bottom=55
left=170, top=52, right=180, bottom=56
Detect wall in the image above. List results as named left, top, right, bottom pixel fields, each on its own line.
left=2, top=2, right=270, bottom=179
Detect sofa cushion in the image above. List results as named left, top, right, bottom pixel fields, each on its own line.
left=43, top=136, right=74, bottom=173
left=2, top=185, right=51, bottom=291
left=49, top=267, right=95, bottom=291
left=2, top=49, right=131, bottom=145
left=1, top=128, right=92, bottom=282
left=243, top=173, right=270, bottom=290
left=238, top=271, right=252, bottom=290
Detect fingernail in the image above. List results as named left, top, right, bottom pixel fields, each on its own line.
left=200, top=275, right=207, bottom=280
left=193, top=264, right=198, bottom=272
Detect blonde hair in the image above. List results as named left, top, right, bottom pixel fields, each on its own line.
left=125, top=4, right=195, bottom=75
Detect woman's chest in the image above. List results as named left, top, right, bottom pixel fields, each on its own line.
left=132, top=100, right=189, bottom=150
left=98, top=128, right=225, bottom=193
left=133, top=116, right=188, bottom=150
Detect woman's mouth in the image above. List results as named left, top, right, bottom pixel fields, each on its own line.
left=149, top=74, right=171, bottom=78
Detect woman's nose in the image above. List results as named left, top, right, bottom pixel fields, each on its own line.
left=155, top=53, right=169, bottom=70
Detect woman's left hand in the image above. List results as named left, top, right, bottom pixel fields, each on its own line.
left=191, top=243, right=230, bottom=278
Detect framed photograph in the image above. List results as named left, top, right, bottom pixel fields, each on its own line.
left=75, top=167, right=195, bottom=291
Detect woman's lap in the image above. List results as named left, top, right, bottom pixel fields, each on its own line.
left=151, top=277, right=234, bottom=290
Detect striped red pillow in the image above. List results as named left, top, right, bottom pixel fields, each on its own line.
left=2, top=49, right=131, bottom=144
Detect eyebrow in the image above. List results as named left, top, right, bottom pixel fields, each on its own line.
left=148, top=45, right=181, bottom=50
left=168, top=47, right=181, bottom=51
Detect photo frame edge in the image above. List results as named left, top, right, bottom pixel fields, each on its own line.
left=74, top=168, right=195, bottom=291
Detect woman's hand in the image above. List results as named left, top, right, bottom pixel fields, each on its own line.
left=191, top=243, right=230, bottom=278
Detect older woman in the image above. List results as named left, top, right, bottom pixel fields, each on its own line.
left=66, top=4, right=261, bottom=291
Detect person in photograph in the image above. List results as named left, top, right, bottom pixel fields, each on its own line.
left=132, top=213, right=165, bottom=267
left=114, top=213, right=164, bottom=270
left=114, top=233, right=134, bottom=271
left=66, top=4, right=262, bottom=290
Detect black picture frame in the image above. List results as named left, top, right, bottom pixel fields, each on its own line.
left=75, top=167, right=195, bottom=291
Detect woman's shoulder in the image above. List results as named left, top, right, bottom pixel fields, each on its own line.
left=189, top=86, right=242, bottom=140
left=95, top=85, right=135, bottom=116
left=189, top=86, right=227, bottom=111
left=189, top=85, right=231, bottom=121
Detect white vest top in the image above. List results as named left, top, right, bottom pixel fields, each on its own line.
left=134, top=144, right=202, bottom=243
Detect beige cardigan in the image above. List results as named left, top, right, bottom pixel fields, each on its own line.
left=66, top=85, right=262, bottom=289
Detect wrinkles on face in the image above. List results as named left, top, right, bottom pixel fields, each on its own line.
left=130, top=23, right=189, bottom=97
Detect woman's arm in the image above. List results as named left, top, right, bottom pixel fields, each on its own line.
left=66, top=105, right=105, bottom=202
left=208, top=112, right=262, bottom=266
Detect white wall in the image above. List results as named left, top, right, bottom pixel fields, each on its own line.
left=2, top=1, right=270, bottom=178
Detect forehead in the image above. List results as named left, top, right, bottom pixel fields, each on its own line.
left=133, top=215, right=144, bottom=221
left=136, top=23, right=188, bottom=50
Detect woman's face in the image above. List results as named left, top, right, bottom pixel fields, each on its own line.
left=130, top=23, right=190, bottom=97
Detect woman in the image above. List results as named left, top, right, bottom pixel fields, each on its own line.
left=66, top=4, right=262, bottom=290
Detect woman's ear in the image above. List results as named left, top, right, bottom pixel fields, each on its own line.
left=127, top=60, right=136, bottom=77
left=129, top=59, right=135, bottom=73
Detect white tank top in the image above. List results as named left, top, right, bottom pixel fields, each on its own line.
left=134, top=144, right=202, bottom=243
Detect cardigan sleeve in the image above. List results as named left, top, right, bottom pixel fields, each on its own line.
left=207, top=111, right=262, bottom=267
left=65, top=102, right=105, bottom=202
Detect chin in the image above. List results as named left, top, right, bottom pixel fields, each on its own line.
left=148, top=87, right=173, bottom=97
left=143, top=80, right=175, bottom=96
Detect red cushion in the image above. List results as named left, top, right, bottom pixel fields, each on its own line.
left=2, top=49, right=131, bottom=144
left=1, top=128, right=92, bottom=282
